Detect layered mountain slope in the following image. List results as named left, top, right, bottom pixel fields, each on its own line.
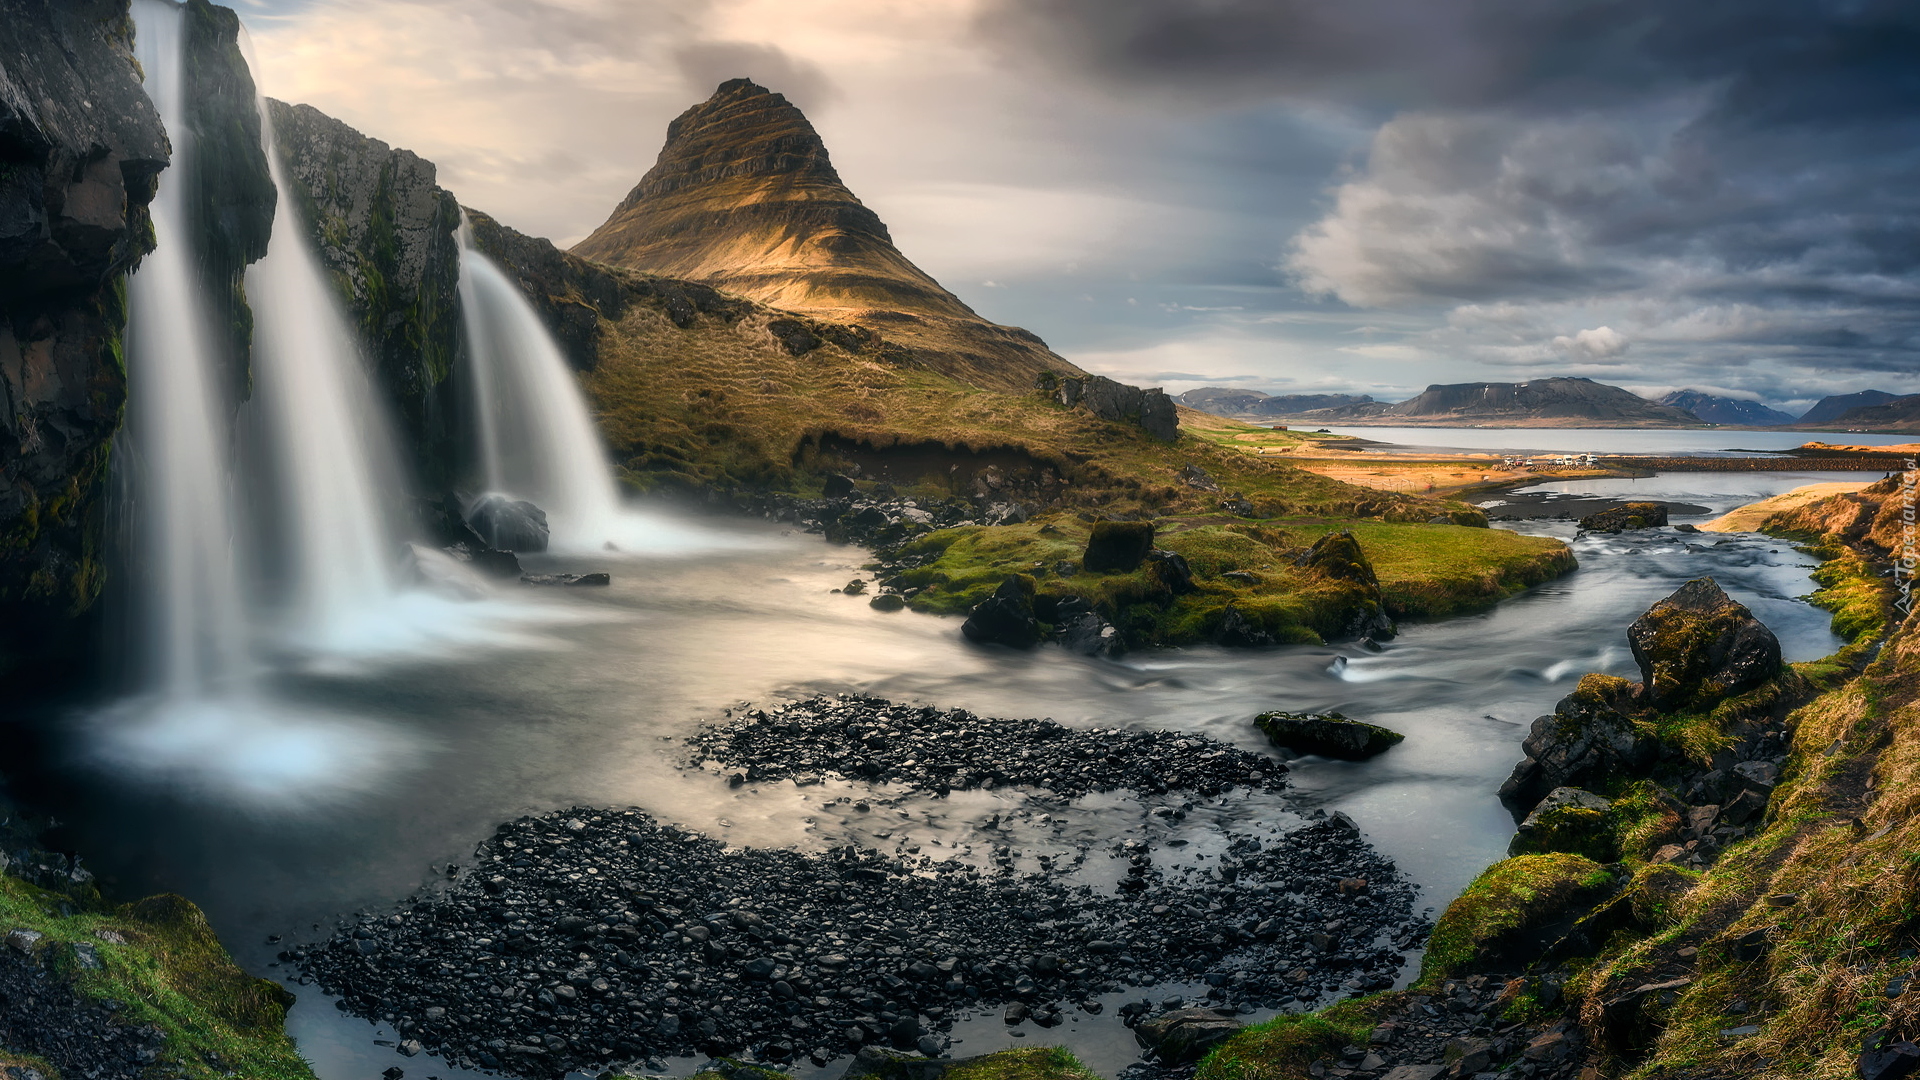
left=1176, top=388, right=1378, bottom=418
left=1832, top=392, right=1920, bottom=432
left=572, top=79, right=1081, bottom=392
left=1799, top=389, right=1898, bottom=425
left=1355, top=377, right=1699, bottom=427
left=1657, top=389, right=1795, bottom=426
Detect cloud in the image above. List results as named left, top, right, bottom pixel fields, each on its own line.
left=1552, top=326, right=1629, bottom=361
left=672, top=40, right=838, bottom=110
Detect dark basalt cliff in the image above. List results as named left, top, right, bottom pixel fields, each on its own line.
left=0, top=0, right=167, bottom=673
left=265, top=98, right=462, bottom=486
left=572, top=78, right=1084, bottom=393
left=180, top=0, right=275, bottom=403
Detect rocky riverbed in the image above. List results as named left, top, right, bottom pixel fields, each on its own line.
left=687, top=696, right=1288, bottom=799
left=295, top=801, right=1420, bottom=1078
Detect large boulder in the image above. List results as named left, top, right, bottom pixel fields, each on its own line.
left=466, top=495, right=551, bottom=552
left=1083, top=520, right=1155, bottom=572
left=1255, top=711, right=1404, bottom=760
left=1499, top=674, right=1656, bottom=817
left=1579, top=502, right=1668, bottom=533
left=1507, top=787, right=1614, bottom=859
left=1422, top=854, right=1622, bottom=980
left=1627, top=577, right=1781, bottom=710
left=1134, top=1008, right=1245, bottom=1064
left=961, top=576, right=1041, bottom=648
left=1297, top=531, right=1395, bottom=640
left=1144, top=548, right=1196, bottom=594
left=1053, top=597, right=1123, bottom=657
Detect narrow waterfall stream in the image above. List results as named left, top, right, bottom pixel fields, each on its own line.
left=244, top=91, right=404, bottom=654
left=457, top=234, right=632, bottom=553
left=123, top=0, right=252, bottom=700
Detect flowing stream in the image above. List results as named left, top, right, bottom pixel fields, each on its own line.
left=16, top=466, right=1870, bottom=1079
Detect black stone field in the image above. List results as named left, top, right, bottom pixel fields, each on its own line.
left=295, top=696, right=1425, bottom=1078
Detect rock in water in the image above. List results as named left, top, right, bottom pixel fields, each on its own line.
left=961, top=576, right=1040, bottom=648
left=1134, top=1008, right=1245, bottom=1064
left=1256, top=711, right=1405, bottom=760
left=519, top=572, right=610, bottom=587
left=1627, top=577, right=1781, bottom=710
left=1499, top=674, right=1654, bottom=816
left=1083, top=520, right=1155, bottom=572
left=1579, top=502, right=1669, bottom=533
left=467, top=495, right=551, bottom=552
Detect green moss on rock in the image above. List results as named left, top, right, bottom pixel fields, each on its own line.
left=1508, top=787, right=1615, bottom=860
left=1422, top=853, right=1621, bottom=983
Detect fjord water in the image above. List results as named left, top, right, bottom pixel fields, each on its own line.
left=1322, top=426, right=1918, bottom=456
left=458, top=238, right=626, bottom=551
left=245, top=92, right=403, bottom=653
left=28, top=462, right=1869, bottom=1077
left=123, top=0, right=251, bottom=699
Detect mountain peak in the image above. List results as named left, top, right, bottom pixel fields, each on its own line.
left=571, top=81, right=1081, bottom=390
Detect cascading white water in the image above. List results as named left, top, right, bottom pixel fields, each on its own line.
left=125, top=0, right=252, bottom=698
left=244, top=87, right=402, bottom=650
left=457, top=238, right=626, bottom=550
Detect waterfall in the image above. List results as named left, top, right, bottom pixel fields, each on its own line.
left=125, top=0, right=252, bottom=698
left=244, top=82, right=403, bottom=650
left=456, top=237, right=626, bottom=551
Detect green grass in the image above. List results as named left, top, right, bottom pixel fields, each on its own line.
left=1195, top=995, right=1391, bottom=1080
left=1421, top=853, right=1614, bottom=984
left=0, top=874, right=315, bottom=1080
left=943, top=1047, right=1101, bottom=1080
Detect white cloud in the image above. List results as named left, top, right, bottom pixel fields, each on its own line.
left=1551, top=325, right=1629, bottom=361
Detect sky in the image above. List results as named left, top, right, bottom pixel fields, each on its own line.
left=235, top=0, right=1920, bottom=413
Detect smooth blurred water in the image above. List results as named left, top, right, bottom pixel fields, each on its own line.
left=17, top=473, right=1867, bottom=1079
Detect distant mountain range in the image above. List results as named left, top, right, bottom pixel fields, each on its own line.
left=1655, top=390, right=1797, bottom=426
left=1178, top=380, right=1920, bottom=430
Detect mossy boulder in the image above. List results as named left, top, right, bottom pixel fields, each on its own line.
left=1136, top=1007, right=1246, bottom=1064
left=1083, top=519, right=1155, bottom=572
left=1499, top=674, right=1654, bottom=815
left=832, top=1047, right=1098, bottom=1080
left=1422, top=853, right=1622, bottom=981
left=1255, top=711, right=1404, bottom=760
left=1626, top=577, right=1782, bottom=711
left=1508, top=787, right=1614, bottom=860
left=1294, top=531, right=1394, bottom=639
left=1579, top=502, right=1668, bottom=533
left=1297, top=529, right=1377, bottom=586
left=960, top=574, right=1040, bottom=648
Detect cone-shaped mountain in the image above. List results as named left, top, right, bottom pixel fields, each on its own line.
left=572, top=78, right=1081, bottom=391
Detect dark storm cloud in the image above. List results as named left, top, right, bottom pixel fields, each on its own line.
left=977, top=0, right=1920, bottom=398
left=673, top=41, right=839, bottom=111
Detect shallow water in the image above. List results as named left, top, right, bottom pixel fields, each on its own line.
left=8, top=473, right=1872, bottom=1078
left=1319, top=425, right=1915, bottom=456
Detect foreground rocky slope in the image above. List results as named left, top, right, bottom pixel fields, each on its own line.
left=1196, top=474, right=1919, bottom=1080
left=573, top=79, right=1080, bottom=393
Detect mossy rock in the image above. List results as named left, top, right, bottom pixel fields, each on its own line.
left=1193, top=997, right=1386, bottom=1080
left=1579, top=502, right=1668, bottom=533
left=835, top=1046, right=1098, bottom=1080
left=1084, top=520, right=1155, bottom=572
left=1626, top=577, right=1782, bottom=711
left=1296, top=530, right=1378, bottom=586
left=1508, top=787, right=1615, bottom=860
left=1255, top=711, right=1404, bottom=760
left=1421, top=853, right=1622, bottom=982
left=1603, top=781, right=1685, bottom=862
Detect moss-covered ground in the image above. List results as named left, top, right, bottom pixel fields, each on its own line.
left=0, top=873, right=315, bottom=1078
left=1194, top=479, right=1918, bottom=1080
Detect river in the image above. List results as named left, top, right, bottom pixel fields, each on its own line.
left=4, top=469, right=1876, bottom=1079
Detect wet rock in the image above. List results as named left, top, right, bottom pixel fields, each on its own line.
left=1500, top=675, right=1656, bottom=816
left=1256, top=711, right=1404, bottom=760
left=961, top=576, right=1041, bottom=648
left=1134, top=1007, right=1244, bottom=1064
left=869, top=593, right=906, bottom=612
left=520, top=572, right=611, bottom=587
left=1057, top=606, right=1124, bottom=657
left=1627, top=577, right=1782, bottom=710
left=1144, top=549, right=1196, bottom=595
left=300, top=804, right=1413, bottom=1074
left=467, top=494, right=551, bottom=552
left=1858, top=1029, right=1920, bottom=1080
left=1508, top=787, right=1614, bottom=859
left=1214, top=605, right=1277, bottom=648
left=1580, top=502, right=1669, bottom=533
left=1083, top=520, right=1156, bottom=573
left=689, top=693, right=1286, bottom=799
left=823, top=474, right=858, bottom=499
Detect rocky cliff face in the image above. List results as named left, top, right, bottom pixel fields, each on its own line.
left=572, top=78, right=1084, bottom=393
left=181, top=0, right=275, bottom=403
left=0, top=0, right=168, bottom=672
left=265, top=99, right=463, bottom=486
